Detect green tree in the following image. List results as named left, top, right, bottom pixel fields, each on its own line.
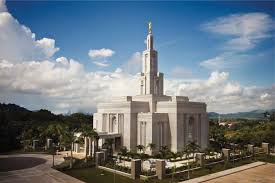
left=62, top=127, right=77, bottom=169
left=136, top=145, right=145, bottom=153
left=147, top=143, right=156, bottom=154
left=79, top=124, right=94, bottom=162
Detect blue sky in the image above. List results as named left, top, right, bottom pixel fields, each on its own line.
left=0, top=0, right=274, bottom=113
left=6, top=1, right=274, bottom=86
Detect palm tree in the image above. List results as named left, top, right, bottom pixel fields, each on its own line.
left=44, top=123, right=65, bottom=147
left=62, top=127, right=77, bottom=169
left=186, top=141, right=200, bottom=173
left=183, top=145, right=192, bottom=179
left=147, top=143, right=156, bottom=154
left=160, top=145, right=170, bottom=159
left=118, top=146, right=128, bottom=166
left=170, top=151, right=180, bottom=183
left=136, top=145, right=145, bottom=153
left=79, top=124, right=94, bottom=162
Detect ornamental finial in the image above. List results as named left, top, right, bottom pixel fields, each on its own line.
left=148, top=21, right=152, bottom=34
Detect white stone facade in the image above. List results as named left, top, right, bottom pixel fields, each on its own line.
left=93, top=24, right=209, bottom=154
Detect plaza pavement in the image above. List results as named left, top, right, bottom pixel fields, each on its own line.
left=182, top=161, right=275, bottom=183
left=0, top=153, right=84, bottom=183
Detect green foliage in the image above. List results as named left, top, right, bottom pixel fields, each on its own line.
left=0, top=103, right=92, bottom=153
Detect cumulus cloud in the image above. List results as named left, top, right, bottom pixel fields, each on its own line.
left=88, top=48, right=115, bottom=67
left=0, top=1, right=274, bottom=113
left=93, top=60, right=110, bottom=67
left=88, top=48, right=115, bottom=58
left=171, top=66, right=192, bottom=78
left=202, top=12, right=274, bottom=51
left=200, top=12, right=274, bottom=70
left=122, top=52, right=142, bottom=74
left=0, top=2, right=59, bottom=62
left=165, top=71, right=275, bottom=113
left=199, top=52, right=252, bottom=70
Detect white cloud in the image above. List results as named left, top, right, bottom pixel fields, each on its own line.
left=165, top=71, right=275, bottom=113
left=199, top=52, right=252, bottom=70
left=171, top=66, right=192, bottom=78
left=88, top=48, right=115, bottom=58
left=0, top=2, right=59, bottom=62
left=0, top=57, right=274, bottom=113
left=200, top=13, right=274, bottom=70
left=202, top=12, right=274, bottom=51
left=0, top=1, right=274, bottom=114
left=93, top=60, right=110, bottom=67
left=122, top=52, right=142, bottom=74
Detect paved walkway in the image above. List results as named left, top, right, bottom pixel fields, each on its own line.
left=181, top=161, right=274, bottom=183
left=0, top=154, right=84, bottom=183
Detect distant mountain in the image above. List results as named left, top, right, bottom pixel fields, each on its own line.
left=208, top=109, right=275, bottom=119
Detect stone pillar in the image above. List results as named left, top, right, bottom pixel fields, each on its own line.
left=131, top=159, right=141, bottom=180
left=101, top=149, right=108, bottom=161
left=196, top=153, right=205, bottom=167
left=254, top=147, right=260, bottom=154
left=33, top=140, right=39, bottom=150
left=156, top=160, right=165, bottom=180
left=222, top=148, right=231, bottom=161
left=46, top=138, right=52, bottom=149
left=248, top=144, right=254, bottom=156
left=88, top=137, right=92, bottom=156
left=262, top=143, right=270, bottom=154
left=95, top=152, right=104, bottom=167
left=75, top=143, right=80, bottom=153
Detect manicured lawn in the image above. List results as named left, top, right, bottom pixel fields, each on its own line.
left=63, top=168, right=172, bottom=183
left=62, top=154, right=275, bottom=183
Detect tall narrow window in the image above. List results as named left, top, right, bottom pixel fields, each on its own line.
left=188, top=117, right=194, bottom=142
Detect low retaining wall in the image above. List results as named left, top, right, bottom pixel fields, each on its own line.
left=97, top=166, right=132, bottom=178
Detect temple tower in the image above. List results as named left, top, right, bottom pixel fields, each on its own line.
left=140, top=22, right=164, bottom=96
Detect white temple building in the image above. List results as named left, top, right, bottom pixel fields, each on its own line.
left=93, top=23, right=209, bottom=154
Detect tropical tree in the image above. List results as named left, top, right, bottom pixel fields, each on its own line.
left=79, top=124, right=94, bottom=162
left=170, top=151, right=180, bottom=183
left=147, top=143, right=156, bottom=154
left=43, top=123, right=65, bottom=146
left=62, top=127, right=77, bottom=169
left=183, top=145, right=192, bottom=179
left=118, top=146, right=128, bottom=166
left=160, top=145, right=170, bottom=158
left=136, top=145, right=145, bottom=153
left=187, top=141, right=200, bottom=160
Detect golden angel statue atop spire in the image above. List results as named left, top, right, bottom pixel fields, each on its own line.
left=148, top=21, right=152, bottom=34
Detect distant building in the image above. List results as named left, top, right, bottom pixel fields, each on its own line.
left=93, top=23, right=209, bottom=154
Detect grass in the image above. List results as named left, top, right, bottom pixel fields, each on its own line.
left=64, top=168, right=168, bottom=183
left=61, top=154, right=275, bottom=183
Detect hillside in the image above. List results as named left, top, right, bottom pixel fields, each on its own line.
left=208, top=109, right=275, bottom=119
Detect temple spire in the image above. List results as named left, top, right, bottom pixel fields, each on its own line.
left=148, top=21, right=152, bottom=34
left=146, top=21, right=153, bottom=50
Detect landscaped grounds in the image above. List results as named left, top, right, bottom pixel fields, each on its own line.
left=58, top=154, right=275, bottom=183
